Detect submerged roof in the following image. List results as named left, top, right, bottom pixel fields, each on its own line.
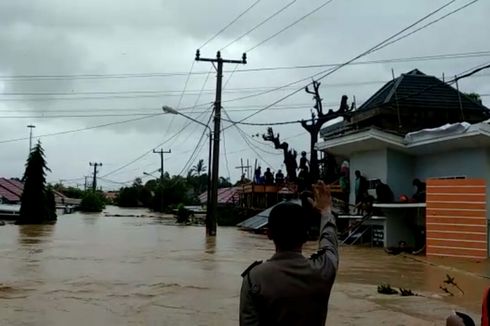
left=199, top=187, right=241, bottom=205
left=0, top=178, right=21, bottom=202
left=357, top=69, right=488, bottom=113
left=237, top=199, right=301, bottom=230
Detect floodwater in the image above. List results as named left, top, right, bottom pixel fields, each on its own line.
left=0, top=206, right=488, bottom=325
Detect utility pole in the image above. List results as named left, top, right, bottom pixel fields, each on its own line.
left=153, top=148, right=171, bottom=181
left=27, top=124, right=35, bottom=153
left=89, top=162, right=102, bottom=192
left=84, top=176, right=90, bottom=191
left=235, top=158, right=251, bottom=180
left=196, top=49, right=247, bottom=236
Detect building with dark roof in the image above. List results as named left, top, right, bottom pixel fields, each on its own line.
left=321, top=69, right=489, bottom=139
left=315, top=69, right=490, bottom=259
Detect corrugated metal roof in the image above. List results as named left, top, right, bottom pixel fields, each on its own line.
left=199, top=187, right=241, bottom=205
left=237, top=199, right=301, bottom=230
left=0, top=186, right=19, bottom=202
left=0, top=178, right=22, bottom=198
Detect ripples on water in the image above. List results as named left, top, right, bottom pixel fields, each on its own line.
left=0, top=206, right=488, bottom=325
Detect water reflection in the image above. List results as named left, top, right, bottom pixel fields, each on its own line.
left=17, top=223, right=54, bottom=246
left=205, top=235, right=216, bottom=254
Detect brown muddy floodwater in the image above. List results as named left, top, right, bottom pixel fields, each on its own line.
left=0, top=206, right=488, bottom=325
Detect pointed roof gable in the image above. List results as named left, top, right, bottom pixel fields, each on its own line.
left=357, top=69, right=488, bottom=113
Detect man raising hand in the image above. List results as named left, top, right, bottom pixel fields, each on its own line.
left=240, top=181, right=339, bottom=326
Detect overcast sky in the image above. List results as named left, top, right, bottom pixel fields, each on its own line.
left=0, top=0, right=489, bottom=189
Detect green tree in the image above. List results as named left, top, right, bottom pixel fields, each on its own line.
left=18, top=141, right=56, bottom=224
left=190, top=159, right=207, bottom=176
left=465, top=92, right=483, bottom=105
left=80, top=191, right=106, bottom=212
left=218, top=176, right=232, bottom=188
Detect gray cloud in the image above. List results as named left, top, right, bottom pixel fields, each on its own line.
left=0, top=0, right=489, bottom=186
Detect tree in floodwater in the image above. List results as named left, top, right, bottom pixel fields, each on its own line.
left=18, top=141, right=57, bottom=224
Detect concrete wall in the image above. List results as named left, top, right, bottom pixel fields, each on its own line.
left=414, top=148, right=487, bottom=180
left=386, top=149, right=415, bottom=199
left=414, top=147, right=490, bottom=221
left=349, top=149, right=387, bottom=204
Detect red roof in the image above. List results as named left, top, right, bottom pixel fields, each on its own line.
left=199, top=187, right=241, bottom=205
left=0, top=184, right=20, bottom=202
left=0, top=178, right=22, bottom=197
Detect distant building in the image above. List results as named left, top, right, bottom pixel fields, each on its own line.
left=0, top=178, right=23, bottom=204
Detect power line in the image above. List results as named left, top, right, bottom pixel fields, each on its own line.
left=221, top=0, right=297, bottom=50
left=169, top=66, right=214, bottom=151
left=3, top=69, right=490, bottom=99
left=101, top=107, right=213, bottom=178
left=198, top=0, right=262, bottom=49
left=0, top=113, right=163, bottom=145
left=224, top=0, right=477, bottom=128
left=1, top=50, right=489, bottom=82
left=374, top=0, right=479, bottom=53
left=178, top=111, right=213, bottom=176
left=246, top=0, right=335, bottom=52
left=222, top=117, right=301, bottom=126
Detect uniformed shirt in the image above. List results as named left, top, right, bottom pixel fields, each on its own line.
left=239, top=211, right=338, bottom=326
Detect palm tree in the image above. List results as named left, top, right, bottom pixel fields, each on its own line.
left=190, top=159, right=207, bottom=176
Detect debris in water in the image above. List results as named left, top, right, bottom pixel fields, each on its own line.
left=377, top=284, right=398, bottom=295
left=440, top=285, right=454, bottom=296
left=399, top=288, right=416, bottom=296
left=443, top=274, right=464, bottom=295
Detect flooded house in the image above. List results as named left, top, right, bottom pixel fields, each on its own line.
left=316, top=69, right=490, bottom=259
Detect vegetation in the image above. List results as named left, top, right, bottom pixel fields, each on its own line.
left=53, top=184, right=84, bottom=199
left=176, top=204, right=192, bottom=224
left=18, top=141, right=57, bottom=224
left=465, top=92, right=482, bottom=104
left=189, top=159, right=207, bottom=176
left=114, top=161, right=234, bottom=215
left=80, top=191, right=106, bottom=212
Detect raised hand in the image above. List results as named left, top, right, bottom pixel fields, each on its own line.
left=308, top=180, right=332, bottom=215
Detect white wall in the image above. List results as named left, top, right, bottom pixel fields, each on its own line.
left=349, top=149, right=387, bottom=204
left=386, top=150, right=415, bottom=199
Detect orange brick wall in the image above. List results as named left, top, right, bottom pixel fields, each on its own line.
left=426, top=179, right=488, bottom=259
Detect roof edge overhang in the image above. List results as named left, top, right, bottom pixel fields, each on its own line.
left=316, top=122, right=490, bottom=157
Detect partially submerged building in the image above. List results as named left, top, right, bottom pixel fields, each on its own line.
left=317, top=69, right=490, bottom=259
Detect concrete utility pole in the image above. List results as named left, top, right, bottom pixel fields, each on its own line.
left=27, top=125, right=35, bottom=153
left=195, top=50, right=246, bottom=236
left=153, top=148, right=171, bottom=181
left=89, top=162, right=102, bottom=192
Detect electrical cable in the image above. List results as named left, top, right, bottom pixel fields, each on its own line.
left=198, top=0, right=262, bottom=49
left=246, top=0, right=335, bottom=52
left=224, top=0, right=477, bottom=128
left=221, top=0, right=297, bottom=50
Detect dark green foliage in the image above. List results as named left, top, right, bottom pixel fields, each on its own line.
left=150, top=176, right=191, bottom=212
left=465, top=92, right=482, bottom=104
left=54, top=185, right=84, bottom=199
left=117, top=186, right=140, bottom=207
left=216, top=206, right=248, bottom=226
left=218, top=177, right=232, bottom=188
left=176, top=204, right=192, bottom=223
left=80, top=191, right=106, bottom=212
left=18, top=142, right=57, bottom=224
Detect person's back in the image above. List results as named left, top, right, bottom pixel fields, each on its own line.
left=240, top=181, right=338, bottom=325
left=264, top=168, right=274, bottom=185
